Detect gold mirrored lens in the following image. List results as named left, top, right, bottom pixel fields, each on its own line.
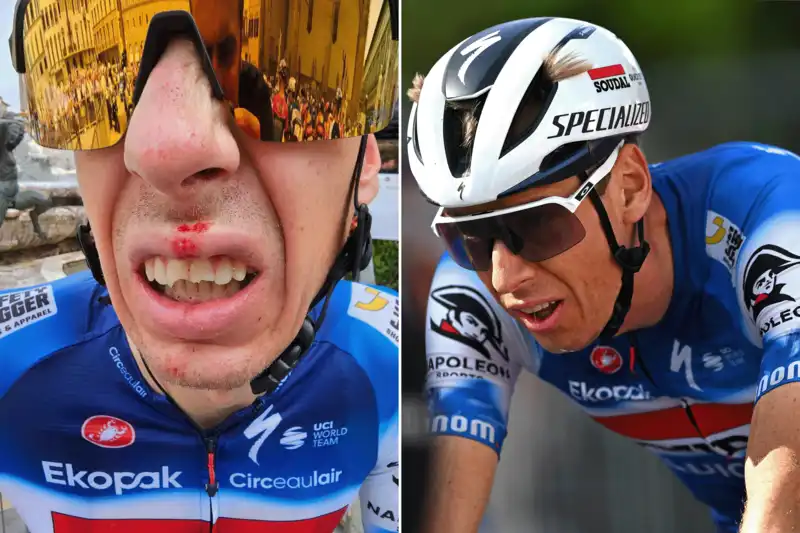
left=20, top=0, right=397, bottom=149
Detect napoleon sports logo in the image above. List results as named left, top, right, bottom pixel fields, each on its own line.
left=430, top=285, right=509, bottom=362
left=743, top=244, right=800, bottom=322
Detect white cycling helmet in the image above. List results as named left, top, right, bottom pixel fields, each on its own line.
left=408, top=17, right=651, bottom=208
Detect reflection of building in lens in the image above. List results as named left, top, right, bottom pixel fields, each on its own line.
left=241, top=0, right=396, bottom=141
left=122, top=1, right=191, bottom=64
left=21, top=0, right=191, bottom=149
left=361, top=0, right=396, bottom=133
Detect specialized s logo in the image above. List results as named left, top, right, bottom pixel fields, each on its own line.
left=743, top=244, right=800, bottom=321
left=430, top=285, right=508, bottom=361
left=456, top=31, right=501, bottom=84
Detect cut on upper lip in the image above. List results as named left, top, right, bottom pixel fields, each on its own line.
left=128, top=229, right=267, bottom=272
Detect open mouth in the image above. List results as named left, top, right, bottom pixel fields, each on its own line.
left=520, top=300, right=563, bottom=322
left=141, top=256, right=259, bottom=303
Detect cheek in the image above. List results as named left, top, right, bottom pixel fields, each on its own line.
left=75, top=151, right=127, bottom=247
left=555, top=217, right=617, bottom=305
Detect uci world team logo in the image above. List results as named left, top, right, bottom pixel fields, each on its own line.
left=743, top=244, right=800, bottom=321
left=430, top=285, right=508, bottom=362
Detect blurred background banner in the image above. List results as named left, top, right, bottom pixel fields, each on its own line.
left=400, top=1, right=800, bottom=532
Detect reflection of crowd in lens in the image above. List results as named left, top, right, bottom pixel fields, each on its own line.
left=266, top=59, right=365, bottom=142
left=27, top=52, right=381, bottom=146
left=28, top=52, right=139, bottom=149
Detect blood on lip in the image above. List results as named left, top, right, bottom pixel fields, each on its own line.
left=170, top=222, right=210, bottom=257
left=171, top=237, right=199, bottom=258
left=177, top=222, right=211, bottom=233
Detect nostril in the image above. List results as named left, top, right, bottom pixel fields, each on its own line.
left=183, top=167, right=225, bottom=186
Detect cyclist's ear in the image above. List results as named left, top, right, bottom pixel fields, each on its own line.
left=613, top=143, right=652, bottom=226
left=357, top=134, right=381, bottom=205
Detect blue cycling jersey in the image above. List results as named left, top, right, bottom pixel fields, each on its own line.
left=0, top=271, right=398, bottom=533
left=425, top=142, right=800, bottom=533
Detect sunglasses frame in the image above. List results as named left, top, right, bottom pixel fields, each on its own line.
left=432, top=140, right=623, bottom=236
left=9, top=0, right=398, bottom=147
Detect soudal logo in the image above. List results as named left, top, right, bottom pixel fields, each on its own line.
left=42, top=462, right=182, bottom=495
left=743, top=244, right=800, bottom=322
left=81, top=415, right=135, bottom=449
left=548, top=102, right=651, bottom=139
left=588, top=64, right=630, bottom=93
left=590, top=346, right=623, bottom=375
left=568, top=381, right=651, bottom=402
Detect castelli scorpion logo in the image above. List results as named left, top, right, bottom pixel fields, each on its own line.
left=81, top=415, right=136, bottom=449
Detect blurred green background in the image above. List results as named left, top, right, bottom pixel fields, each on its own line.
left=401, top=1, right=800, bottom=533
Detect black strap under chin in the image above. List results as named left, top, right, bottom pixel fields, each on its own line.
left=588, top=189, right=650, bottom=341
left=250, top=135, right=372, bottom=395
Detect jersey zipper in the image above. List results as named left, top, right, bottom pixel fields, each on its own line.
left=629, top=333, right=732, bottom=458
left=157, top=392, right=220, bottom=527
left=205, top=436, right=219, bottom=532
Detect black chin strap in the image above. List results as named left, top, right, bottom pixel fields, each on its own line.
left=587, top=188, right=650, bottom=342
left=249, top=134, right=372, bottom=395
left=77, top=135, right=374, bottom=396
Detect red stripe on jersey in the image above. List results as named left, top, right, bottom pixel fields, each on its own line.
left=52, top=508, right=348, bottom=533
left=588, top=64, right=626, bottom=80
left=592, top=403, right=753, bottom=440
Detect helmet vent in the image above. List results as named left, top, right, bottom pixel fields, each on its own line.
left=500, top=66, right=556, bottom=158
left=442, top=92, right=488, bottom=178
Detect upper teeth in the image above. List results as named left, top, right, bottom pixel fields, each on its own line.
left=523, top=301, right=557, bottom=314
left=144, top=257, right=248, bottom=287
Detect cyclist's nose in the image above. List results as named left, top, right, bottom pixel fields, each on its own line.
left=491, top=240, right=535, bottom=295
left=124, top=39, right=240, bottom=199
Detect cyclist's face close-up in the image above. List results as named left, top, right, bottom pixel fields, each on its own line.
left=75, top=40, right=380, bottom=390
left=474, top=168, right=635, bottom=353
left=191, top=0, right=242, bottom=104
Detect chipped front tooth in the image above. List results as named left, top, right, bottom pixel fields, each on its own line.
left=154, top=257, right=168, bottom=286
left=145, top=259, right=155, bottom=282
left=166, top=259, right=189, bottom=287
left=189, top=259, right=215, bottom=283
left=215, top=257, right=233, bottom=285
left=232, top=260, right=247, bottom=282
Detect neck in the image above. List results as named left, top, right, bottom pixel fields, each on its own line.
left=126, top=335, right=257, bottom=430
left=617, top=192, right=674, bottom=335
